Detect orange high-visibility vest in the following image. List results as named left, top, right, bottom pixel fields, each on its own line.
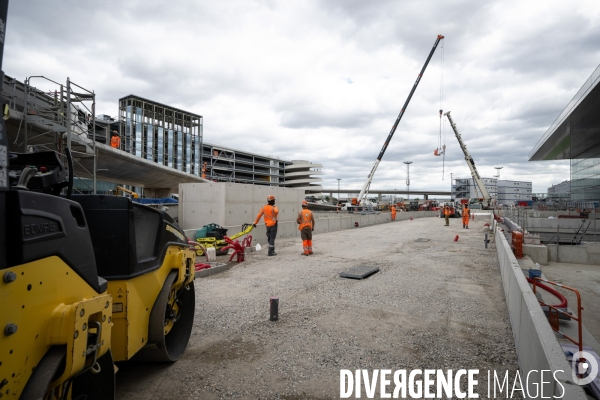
left=444, top=207, right=451, bottom=216
left=110, top=135, right=120, bottom=148
left=255, top=205, right=278, bottom=227
left=298, top=209, right=313, bottom=230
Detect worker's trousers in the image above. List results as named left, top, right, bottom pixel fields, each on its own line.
left=444, top=215, right=449, bottom=226
left=266, top=225, right=277, bottom=255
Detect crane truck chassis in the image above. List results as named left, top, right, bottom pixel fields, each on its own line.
left=0, top=151, right=196, bottom=399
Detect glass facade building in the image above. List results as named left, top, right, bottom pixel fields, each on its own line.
left=119, top=95, right=203, bottom=176
left=530, top=64, right=600, bottom=201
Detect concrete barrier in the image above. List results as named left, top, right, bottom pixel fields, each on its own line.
left=495, top=224, right=587, bottom=398
left=184, top=210, right=437, bottom=244
left=546, top=243, right=600, bottom=265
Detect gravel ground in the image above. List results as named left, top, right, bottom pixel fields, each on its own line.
left=117, top=216, right=521, bottom=399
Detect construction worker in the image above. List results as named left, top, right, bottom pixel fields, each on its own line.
left=390, top=205, right=397, bottom=221
left=254, top=194, right=279, bottom=256
left=462, top=204, right=471, bottom=229
left=110, top=130, right=120, bottom=149
left=297, top=200, right=315, bottom=255
left=201, top=162, right=207, bottom=179
left=443, top=205, right=451, bottom=226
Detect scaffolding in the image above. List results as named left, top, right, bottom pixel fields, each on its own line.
left=6, top=75, right=98, bottom=193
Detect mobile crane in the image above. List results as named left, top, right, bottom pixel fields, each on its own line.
left=444, top=111, right=492, bottom=208
left=352, top=34, right=444, bottom=207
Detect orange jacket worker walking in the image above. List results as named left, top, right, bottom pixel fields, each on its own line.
left=390, top=205, right=397, bottom=221
left=462, top=205, right=470, bottom=229
left=254, top=194, right=279, bottom=256
left=297, top=200, right=315, bottom=255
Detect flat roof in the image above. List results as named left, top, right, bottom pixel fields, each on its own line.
left=529, top=64, right=600, bottom=161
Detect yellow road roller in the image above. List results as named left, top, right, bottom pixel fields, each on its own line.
left=0, top=150, right=196, bottom=399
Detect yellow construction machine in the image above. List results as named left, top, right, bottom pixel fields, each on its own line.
left=194, top=223, right=254, bottom=256
left=0, top=150, right=196, bottom=399
left=115, top=185, right=139, bottom=198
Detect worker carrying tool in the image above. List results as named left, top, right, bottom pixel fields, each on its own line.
left=390, top=205, right=397, bottom=221
left=110, top=130, right=120, bottom=149
left=462, top=204, right=470, bottom=229
left=444, top=205, right=451, bottom=226
left=254, top=194, right=279, bottom=256
left=297, top=200, right=315, bottom=256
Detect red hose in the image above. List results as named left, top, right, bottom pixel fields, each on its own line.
left=526, top=277, right=568, bottom=308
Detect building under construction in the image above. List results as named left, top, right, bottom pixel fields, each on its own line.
left=2, top=77, right=323, bottom=194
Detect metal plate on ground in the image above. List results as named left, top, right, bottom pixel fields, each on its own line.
left=414, top=238, right=431, bottom=242
left=339, top=265, right=380, bottom=280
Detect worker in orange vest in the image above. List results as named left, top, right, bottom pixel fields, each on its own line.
left=443, top=205, right=451, bottom=226
left=297, top=200, right=315, bottom=255
left=110, top=130, right=120, bottom=149
left=462, top=204, right=470, bottom=229
left=390, top=205, right=397, bottom=221
left=254, top=194, right=279, bottom=256
left=201, top=162, right=207, bottom=179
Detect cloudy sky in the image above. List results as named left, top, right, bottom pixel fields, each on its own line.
left=6, top=0, right=600, bottom=194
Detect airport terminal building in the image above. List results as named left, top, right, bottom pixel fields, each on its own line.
left=529, top=65, right=600, bottom=201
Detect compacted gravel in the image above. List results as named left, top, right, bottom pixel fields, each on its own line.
left=117, top=215, right=521, bottom=399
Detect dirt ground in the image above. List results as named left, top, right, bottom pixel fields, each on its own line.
left=116, top=215, right=520, bottom=399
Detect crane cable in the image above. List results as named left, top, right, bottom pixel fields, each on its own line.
left=439, top=38, right=446, bottom=179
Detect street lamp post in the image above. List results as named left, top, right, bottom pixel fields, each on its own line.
left=337, top=178, right=341, bottom=203
left=404, top=161, right=413, bottom=200
left=494, top=167, right=503, bottom=204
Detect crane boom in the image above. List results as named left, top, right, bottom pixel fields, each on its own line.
left=354, top=34, right=444, bottom=205
left=443, top=111, right=492, bottom=205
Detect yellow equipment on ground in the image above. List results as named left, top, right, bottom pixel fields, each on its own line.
left=195, top=223, right=254, bottom=256
left=1, top=150, right=196, bottom=399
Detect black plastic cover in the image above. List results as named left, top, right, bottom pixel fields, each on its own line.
left=72, top=195, right=188, bottom=280
left=5, top=190, right=104, bottom=292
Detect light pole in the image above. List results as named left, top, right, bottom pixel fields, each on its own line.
left=494, top=167, right=503, bottom=204
left=404, top=161, right=413, bottom=200
left=337, top=178, right=341, bottom=203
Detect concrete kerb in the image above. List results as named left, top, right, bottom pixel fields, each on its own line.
left=494, top=221, right=587, bottom=399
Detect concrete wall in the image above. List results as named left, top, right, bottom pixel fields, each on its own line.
left=546, top=243, right=600, bottom=265
left=179, top=182, right=438, bottom=242
left=178, top=182, right=305, bottom=230
left=495, top=222, right=587, bottom=399
left=185, top=210, right=437, bottom=244
left=522, top=244, right=548, bottom=265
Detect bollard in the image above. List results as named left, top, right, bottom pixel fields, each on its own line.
left=355, top=222, right=359, bottom=227
left=454, top=235, right=459, bottom=242
left=484, top=233, right=488, bottom=248
left=270, top=297, right=279, bottom=321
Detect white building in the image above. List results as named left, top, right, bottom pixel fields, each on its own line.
left=451, top=177, right=532, bottom=205
left=452, top=177, right=498, bottom=200
left=497, top=180, right=533, bottom=205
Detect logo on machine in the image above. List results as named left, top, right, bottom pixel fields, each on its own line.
left=23, top=222, right=57, bottom=236
left=165, top=224, right=185, bottom=242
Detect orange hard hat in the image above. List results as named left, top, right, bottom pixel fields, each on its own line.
left=267, top=194, right=275, bottom=201
left=302, top=200, right=308, bottom=206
